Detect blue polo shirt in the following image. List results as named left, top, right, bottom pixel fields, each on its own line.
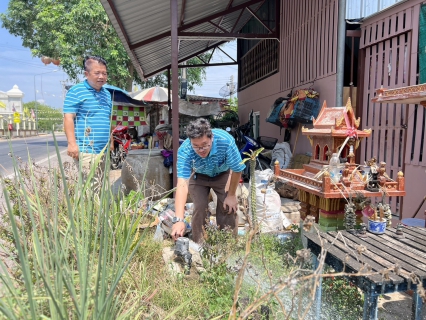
left=177, top=129, right=245, bottom=179
left=63, top=80, right=112, bottom=154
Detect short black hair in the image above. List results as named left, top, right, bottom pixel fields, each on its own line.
left=186, top=118, right=212, bottom=139
left=84, top=56, right=107, bottom=71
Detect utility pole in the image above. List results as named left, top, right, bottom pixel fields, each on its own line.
left=181, top=61, right=187, bottom=100
left=229, top=75, right=234, bottom=100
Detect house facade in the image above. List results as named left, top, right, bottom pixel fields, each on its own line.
left=237, top=0, right=425, bottom=219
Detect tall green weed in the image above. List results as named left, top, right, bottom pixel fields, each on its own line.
left=0, top=140, right=148, bottom=319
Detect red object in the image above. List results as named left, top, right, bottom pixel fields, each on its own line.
left=8, top=124, right=13, bottom=131
left=110, top=125, right=132, bottom=169
left=361, top=205, right=375, bottom=218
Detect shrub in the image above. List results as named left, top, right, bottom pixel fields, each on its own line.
left=0, top=141, right=150, bottom=319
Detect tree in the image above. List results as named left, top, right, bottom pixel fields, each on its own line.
left=24, top=101, right=63, bottom=132
left=227, top=97, right=238, bottom=112
left=1, top=0, right=210, bottom=92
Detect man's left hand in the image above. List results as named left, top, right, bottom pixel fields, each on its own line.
left=223, top=195, right=238, bottom=213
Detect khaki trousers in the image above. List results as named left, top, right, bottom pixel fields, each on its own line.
left=188, top=170, right=237, bottom=244
left=73, top=153, right=106, bottom=189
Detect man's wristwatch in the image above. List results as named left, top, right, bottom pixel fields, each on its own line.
left=172, top=217, right=185, bottom=224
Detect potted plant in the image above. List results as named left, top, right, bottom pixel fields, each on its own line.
left=367, top=204, right=387, bottom=234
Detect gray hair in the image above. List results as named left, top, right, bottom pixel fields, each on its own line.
left=84, top=55, right=107, bottom=72
left=186, top=118, right=212, bottom=139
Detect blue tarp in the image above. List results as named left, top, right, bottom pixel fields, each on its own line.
left=104, top=84, right=149, bottom=107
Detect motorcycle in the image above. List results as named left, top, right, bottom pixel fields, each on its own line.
left=110, top=125, right=132, bottom=170
left=233, top=123, right=277, bottom=181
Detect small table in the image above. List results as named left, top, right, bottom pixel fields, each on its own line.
left=305, top=226, right=426, bottom=320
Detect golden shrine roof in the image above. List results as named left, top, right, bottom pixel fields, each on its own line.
left=302, top=98, right=371, bottom=137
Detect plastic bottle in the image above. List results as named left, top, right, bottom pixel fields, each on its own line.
left=329, top=153, right=340, bottom=182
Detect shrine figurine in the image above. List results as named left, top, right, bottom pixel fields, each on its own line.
left=358, top=222, right=368, bottom=238
left=378, top=162, right=390, bottom=185
left=344, top=202, right=357, bottom=231
left=395, top=223, right=404, bottom=238
left=366, top=157, right=378, bottom=173
left=382, top=203, right=392, bottom=226
left=367, top=171, right=380, bottom=192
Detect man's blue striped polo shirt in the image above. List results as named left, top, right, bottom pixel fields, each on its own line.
left=177, top=128, right=245, bottom=179
left=63, top=80, right=112, bottom=154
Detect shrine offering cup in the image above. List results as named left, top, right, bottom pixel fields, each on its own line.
left=367, top=219, right=387, bottom=234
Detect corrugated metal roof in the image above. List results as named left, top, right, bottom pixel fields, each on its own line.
left=187, top=95, right=229, bottom=103
left=346, top=0, right=406, bottom=19
left=100, top=0, right=267, bottom=79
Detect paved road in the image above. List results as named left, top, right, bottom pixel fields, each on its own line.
left=0, top=134, right=68, bottom=177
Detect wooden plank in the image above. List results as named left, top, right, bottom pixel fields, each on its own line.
left=360, top=22, right=366, bottom=48
left=306, top=0, right=312, bottom=82
left=381, top=234, right=426, bottom=278
left=304, top=232, right=390, bottom=283
left=320, top=0, right=326, bottom=77
left=315, top=0, right=322, bottom=80
left=421, top=107, right=426, bottom=166
left=394, top=226, right=426, bottom=240
left=329, top=232, right=412, bottom=280
left=386, top=228, right=426, bottom=247
left=381, top=231, right=426, bottom=259
left=411, top=104, right=422, bottom=166
left=301, top=0, right=307, bottom=84
left=397, top=34, right=406, bottom=87
left=384, top=16, right=391, bottom=39
left=390, top=36, right=398, bottom=87
left=377, top=18, right=383, bottom=43
left=409, top=5, right=420, bottom=87
left=323, top=232, right=403, bottom=283
left=324, top=0, right=330, bottom=75
left=337, top=231, right=426, bottom=279
left=310, top=0, right=314, bottom=79
left=389, top=13, right=397, bottom=38
left=326, top=0, right=333, bottom=75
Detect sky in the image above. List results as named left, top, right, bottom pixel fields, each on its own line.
left=0, top=1, right=238, bottom=110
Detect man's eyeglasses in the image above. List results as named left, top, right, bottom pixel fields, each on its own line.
left=191, top=144, right=211, bottom=151
left=91, top=72, right=108, bottom=77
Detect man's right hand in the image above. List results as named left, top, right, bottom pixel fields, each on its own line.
left=67, top=143, right=79, bottom=159
left=171, top=221, right=185, bottom=241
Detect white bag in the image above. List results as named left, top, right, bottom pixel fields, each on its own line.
left=249, top=169, right=283, bottom=233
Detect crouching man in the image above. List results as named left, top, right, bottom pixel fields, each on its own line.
left=171, top=118, right=245, bottom=243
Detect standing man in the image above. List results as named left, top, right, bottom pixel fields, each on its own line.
left=171, top=118, right=245, bottom=243
left=63, top=56, right=112, bottom=170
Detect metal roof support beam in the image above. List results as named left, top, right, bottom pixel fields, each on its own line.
left=129, top=0, right=264, bottom=50
left=216, top=46, right=237, bottom=63
left=144, top=41, right=228, bottom=78
left=246, top=7, right=273, bottom=34
left=208, top=47, right=216, bottom=63
left=196, top=55, right=208, bottom=64
left=231, top=8, right=245, bottom=33
left=208, top=20, right=229, bottom=33
left=171, top=0, right=179, bottom=187
left=207, top=0, right=234, bottom=48
left=178, top=32, right=278, bottom=39
left=180, top=0, right=187, bottom=27
left=178, top=62, right=238, bottom=68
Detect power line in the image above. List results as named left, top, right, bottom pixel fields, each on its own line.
left=0, top=55, right=58, bottom=70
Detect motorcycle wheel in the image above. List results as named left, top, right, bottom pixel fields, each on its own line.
left=110, top=146, right=121, bottom=170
